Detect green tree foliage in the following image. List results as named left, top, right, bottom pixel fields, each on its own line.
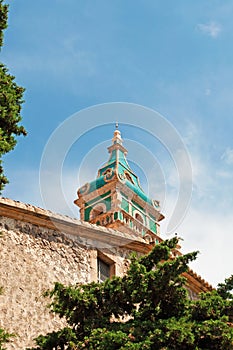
left=30, top=237, right=233, bottom=349
left=0, top=327, right=13, bottom=350
left=0, top=0, right=26, bottom=191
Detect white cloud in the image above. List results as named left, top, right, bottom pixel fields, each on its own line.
left=221, top=147, right=233, bottom=165
left=216, top=170, right=232, bottom=179
left=197, top=22, right=222, bottom=38
left=161, top=201, right=233, bottom=287
left=182, top=208, right=233, bottom=288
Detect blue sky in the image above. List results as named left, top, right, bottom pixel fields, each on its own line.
left=1, top=0, right=233, bottom=286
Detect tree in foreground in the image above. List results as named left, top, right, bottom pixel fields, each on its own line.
left=30, top=237, right=233, bottom=350
left=0, top=0, right=26, bottom=191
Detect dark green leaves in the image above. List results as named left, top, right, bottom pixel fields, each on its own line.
left=0, top=2, right=26, bottom=191
left=31, top=238, right=233, bottom=349
left=0, top=0, right=7, bottom=49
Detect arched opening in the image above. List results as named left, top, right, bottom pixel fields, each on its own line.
left=135, top=212, right=143, bottom=224
left=90, top=203, right=106, bottom=220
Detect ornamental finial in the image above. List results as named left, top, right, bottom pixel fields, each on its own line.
left=112, top=121, right=122, bottom=144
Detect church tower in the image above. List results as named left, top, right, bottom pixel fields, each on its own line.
left=74, top=125, right=164, bottom=243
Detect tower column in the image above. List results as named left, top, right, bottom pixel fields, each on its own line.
left=111, top=189, right=122, bottom=210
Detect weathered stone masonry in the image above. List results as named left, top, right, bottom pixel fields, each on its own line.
left=0, top=217, right=90, bottom=349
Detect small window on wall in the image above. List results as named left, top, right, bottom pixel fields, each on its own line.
left=97, top=258, right=110, bottom=283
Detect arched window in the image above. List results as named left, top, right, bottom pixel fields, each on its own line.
left=135, top=212, right=144, bottom=224
left=90, top=203, right=106, bottom=220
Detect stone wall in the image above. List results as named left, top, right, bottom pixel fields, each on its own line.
left=0, top=216, right=92, bottom=349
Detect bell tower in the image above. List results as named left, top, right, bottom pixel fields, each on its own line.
left=74, top=125, right=164, bottom=243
